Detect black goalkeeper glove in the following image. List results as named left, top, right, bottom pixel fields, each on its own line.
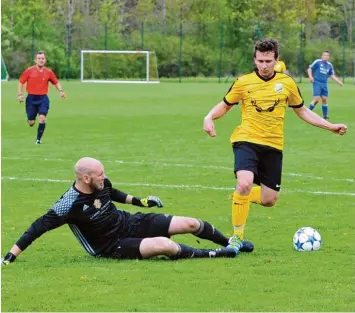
left=2, top=252, right=16, bottom=265
left=133, top=196, right=164, bottom=208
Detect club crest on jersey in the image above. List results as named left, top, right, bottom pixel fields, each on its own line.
left=93, top=199, right=102, bottom=209
left=274, top=83, right=283, bottom=93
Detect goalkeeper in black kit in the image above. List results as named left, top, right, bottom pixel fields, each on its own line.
left=2, top=157, right=252, bottom=265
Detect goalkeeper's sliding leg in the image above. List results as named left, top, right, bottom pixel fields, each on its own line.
left=103, top=216, right=253, bottom=260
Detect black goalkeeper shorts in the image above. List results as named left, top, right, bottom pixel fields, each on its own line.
left=105, top=213, right=173, bottom=259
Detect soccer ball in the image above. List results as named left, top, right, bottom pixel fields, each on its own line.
left=293, top=227, right=322, bottom=251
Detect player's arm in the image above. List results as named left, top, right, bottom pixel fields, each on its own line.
left=203, top=101, right=232, bottom=137
left=55, top=82, right=66, bottom=98
left=288, top=79, right=347, bottom=135
left=293, top=105, right=347, bottom=135
left=205, top=101, right=233, bottom=120
left=330, top=74, right=344, bottom=87
left=50, top=71, right=66, bottom=98
left=2, top=210, right=68, bottom=265
left=17, top=82, right=25, bottom=103
left=204, top=79, right=241, bottom=137
left=106, top=178, right=163, bottom=208
left=110, top=188, right=163, bottom=208
left=17, top=70, right=29, bottom=103
left=307, top=67, right=314, bottom=83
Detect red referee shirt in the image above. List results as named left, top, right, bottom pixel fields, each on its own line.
left=19, top=66, right=59, bottom=95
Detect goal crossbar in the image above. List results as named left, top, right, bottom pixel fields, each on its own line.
left=80, top=50, right=160, bottom=84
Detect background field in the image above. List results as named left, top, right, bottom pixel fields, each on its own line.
left=1, top=80, right=355, bottom=312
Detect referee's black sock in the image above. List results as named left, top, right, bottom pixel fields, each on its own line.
left=37, top=123, right=46, bottom=141
left=193, top=220, right=229, bottom=247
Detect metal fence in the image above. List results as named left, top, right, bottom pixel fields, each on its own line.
left=3, top=19, right=354, bottom=83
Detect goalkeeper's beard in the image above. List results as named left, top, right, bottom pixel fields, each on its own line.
left=90, top=180, right=104, bottom=192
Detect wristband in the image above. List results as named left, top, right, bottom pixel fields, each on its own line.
left=132, top=197, right=143, bottom=207
left=4, top=252, right=16, bottom=263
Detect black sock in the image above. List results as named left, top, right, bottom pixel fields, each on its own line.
left=173, top=244, right=236, bottom=259
left=37, top=123, right=46, bottom=141
left=174, top=243, right=201, bottom=259
left=194, top=220, right=229, bottom=247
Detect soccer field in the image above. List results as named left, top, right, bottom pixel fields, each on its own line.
left=1, top=80, right=355, bottom=312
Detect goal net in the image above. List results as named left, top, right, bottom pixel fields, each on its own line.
left=80, top=50, right=160, bottom=83
left=1, top=56, right=9, bottom=81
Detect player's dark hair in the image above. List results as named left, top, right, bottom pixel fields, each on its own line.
left=254, top=38, right=279, bottom=60
left=323, top=50, right=330, bottom=54
left=35, top=51, right=46, bottom=56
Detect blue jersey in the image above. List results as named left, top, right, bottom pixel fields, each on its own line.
left=309, top=59, right=334, bottom=84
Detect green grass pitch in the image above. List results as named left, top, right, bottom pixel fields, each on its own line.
left=1, top=80, right=355, bottom=312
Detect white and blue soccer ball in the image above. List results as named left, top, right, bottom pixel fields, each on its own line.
left=293, top=227, right=322, bottom=251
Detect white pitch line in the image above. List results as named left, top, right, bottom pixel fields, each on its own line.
left=2, top=156, right=355, bottom=183
left=2, top=176, right=355, bottom=197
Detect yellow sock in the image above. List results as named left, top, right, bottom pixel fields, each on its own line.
left=249, top=186, right=262, bottom=204
left=232, top=192, right=250, bottom=240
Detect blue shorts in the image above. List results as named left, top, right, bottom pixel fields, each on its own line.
left=312, top=82, right=328, bottom=97
left=26, top=94, right=50, bottom=120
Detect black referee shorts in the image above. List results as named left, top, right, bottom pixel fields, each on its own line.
left=105, top=213, right=173, bottom=260
left=233, top=141, right=283, bottom=192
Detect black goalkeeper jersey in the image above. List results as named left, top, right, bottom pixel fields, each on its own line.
left=16, top=178, right=133, bottom=256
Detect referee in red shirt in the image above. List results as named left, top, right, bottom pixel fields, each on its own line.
left=18, top=51, right=66, bottom=144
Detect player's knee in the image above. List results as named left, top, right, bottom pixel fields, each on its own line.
left=172, top=217, right=200, bottom=233
left=183, top=218, right=200, bottom=233
left=236, top=180, right=253, bottom=195
left=28, top=120, right=35, bottom=127
left=140, top=237, right=178, bottom=258
left=168, top=216, right=200, bottom=234
left=39, top=116, right=46, bottom=123
left=261, top=196, right=278, bottom=207
left=153, top=237, right=178, bottom=255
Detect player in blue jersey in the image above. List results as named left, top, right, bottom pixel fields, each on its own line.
left=307, top=51, right=343, bottom=119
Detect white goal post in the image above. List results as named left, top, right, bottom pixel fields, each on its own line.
left=80, top=50, right=160, bottom=84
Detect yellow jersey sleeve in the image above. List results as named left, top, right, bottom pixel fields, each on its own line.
left=274, top=61, right=286, bottom=73
left=287, top=79, right=303, bottom=108
left=280, top=61, right=286, bottom=72
left=223, top=79, right=243, bottom=105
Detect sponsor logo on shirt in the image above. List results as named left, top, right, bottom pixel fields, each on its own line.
left=274, top=83, right=283, bottom=93
left=93, top=199, right=102, bottom=209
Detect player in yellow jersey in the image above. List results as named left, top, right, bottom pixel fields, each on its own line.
left=274, top=58, right=287, bottom=73
left=203, top=38, right=348, bottom=251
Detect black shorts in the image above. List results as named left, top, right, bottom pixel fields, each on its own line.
left=233, top=141, right=283, bottom=191
left=105, top=213, right=173, bottom=260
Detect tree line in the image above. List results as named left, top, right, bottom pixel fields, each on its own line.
left=2, top=0, right=355, bottom=79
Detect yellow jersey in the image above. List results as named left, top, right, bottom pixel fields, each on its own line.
left=274, top=61, right=287, bottom=73
left=223, top=71, right=303, bottom=151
